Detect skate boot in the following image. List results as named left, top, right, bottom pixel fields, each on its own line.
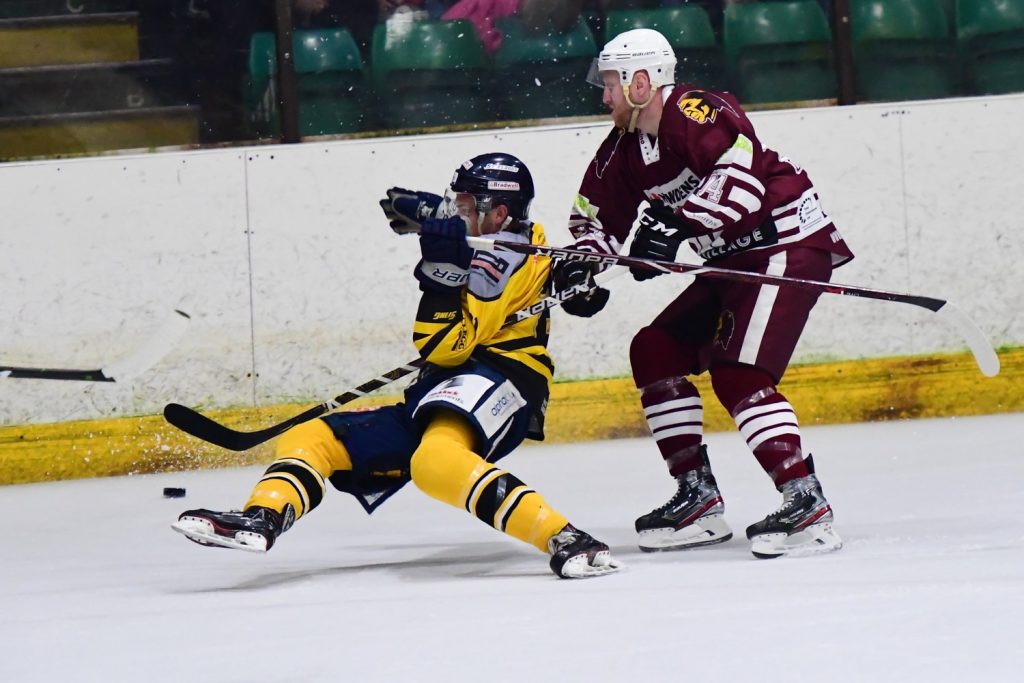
left=547, top=524, right=623, bottom=579
left=746, top=463, right=842, bottom=559
left=635, top=447, right=733, bottom=552
left=171, top=504, right=295, bottom=553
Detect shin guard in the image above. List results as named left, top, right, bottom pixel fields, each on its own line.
left=712, top=365, right=810, bottom=486
left=411, top=412, right=568, bottom=552
left=245, top=419, right=344, bottom=520
left=639, top=376, right=706, bottom=476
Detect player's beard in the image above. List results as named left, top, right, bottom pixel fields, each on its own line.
left=611, top=101, right=633, bottom=130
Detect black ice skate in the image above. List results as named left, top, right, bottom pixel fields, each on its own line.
left=171, top=504, right=295, bottom=553
left=746, top=463, right=842, bottom=559
left=635, top=447, right=733, bottom=552
left=547, top=524, right=623, bottom=579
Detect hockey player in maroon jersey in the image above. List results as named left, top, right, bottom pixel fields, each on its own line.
left=553, top=28, right=854, bottom=559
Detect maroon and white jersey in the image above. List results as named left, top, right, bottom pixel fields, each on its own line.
left=569, top=84, right=854, bottom=268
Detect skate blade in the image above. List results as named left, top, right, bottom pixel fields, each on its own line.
left=558, top=552, right=625, bottom=579
left=750, top=523, right=843, bottom=560
left=638, top=514, right=733, bottom=552
left=171, top=519, right=268, bottom=553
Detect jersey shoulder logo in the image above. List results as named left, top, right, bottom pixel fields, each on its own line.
left=470, top=251, right=510, bottom=285
left=676, top=92, right=720, bottom=125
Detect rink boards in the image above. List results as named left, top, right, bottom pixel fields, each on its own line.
left=2, top=94, right=1023, bottom=483
left=1, top=348, right=1020, bottom=484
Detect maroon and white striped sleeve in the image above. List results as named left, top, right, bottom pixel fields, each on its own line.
left=677, top=133, right=766, bottom=233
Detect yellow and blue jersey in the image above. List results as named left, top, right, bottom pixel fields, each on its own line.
left=412, top=222, right=553, bottom=437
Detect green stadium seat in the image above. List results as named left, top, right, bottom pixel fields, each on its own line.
left=371, top=19, right=490, bottom=129
left=492, top=17, right=601, bottom=120
left=723, top=0, right=837, bottom=105
left=850, top=0, right=957, bottom=102
left=957, top=0, right=1024, bottom=94
left=247, top=29, right=368, bottom=137
left=605, top=6, right=726, bottom=90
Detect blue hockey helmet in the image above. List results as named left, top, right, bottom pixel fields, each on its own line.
left=448, top=152, right=535, bottom=221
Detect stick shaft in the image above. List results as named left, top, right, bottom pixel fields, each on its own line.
left=466, top=237, right=999, bottom=378
left=466, top=237, right=946, bottom=310
left=164, top=271, right=623, bottom=450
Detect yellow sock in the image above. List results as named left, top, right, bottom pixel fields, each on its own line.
left=244, top=419, right=351, bottom=520
left=410, top=412, right=568, bottom=553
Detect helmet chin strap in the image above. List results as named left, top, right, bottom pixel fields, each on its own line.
left=623, top=84, right=656, bottom=133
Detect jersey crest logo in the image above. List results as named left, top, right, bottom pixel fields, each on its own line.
left=677, top=95, right=719, bottom=125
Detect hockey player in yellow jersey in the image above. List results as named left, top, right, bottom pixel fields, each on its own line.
left=172, top=153, right=622, bottom=579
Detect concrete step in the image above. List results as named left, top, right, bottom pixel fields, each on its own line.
left=0, top=58, right=186, bottom=116
left=0, top=105, right=199, bottom=159
left=0, top=11, right=139, bottom=67
left=0, top=1, right=134, bottom=20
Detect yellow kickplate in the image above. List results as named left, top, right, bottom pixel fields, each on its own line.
left=1, top=349, right=1021, bottom=485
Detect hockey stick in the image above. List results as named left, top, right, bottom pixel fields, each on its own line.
left=465, top=236, right=1001, bottom=378
left=163, top=270, right=623, bottom=451
left=1, top=309, right=192, bottom=382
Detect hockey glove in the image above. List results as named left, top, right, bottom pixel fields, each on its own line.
left=414, top=216, right=474, bottom=292
left=380, top=187, right=443, bottom=235
left=643, top=200, right=697, bottom=236
left=551, top=260, right=610, bottom=318
left=628, top=202, right=693, bottom=281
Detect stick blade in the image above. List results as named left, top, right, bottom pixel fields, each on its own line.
left=103, top=309, right=191, bottom=381
left=163, top=402, right=249, bottom=451
left=935, top=302, right=1000, bottom=377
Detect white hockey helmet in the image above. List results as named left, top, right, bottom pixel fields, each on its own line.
left=587, top=28, right=677, bottom=89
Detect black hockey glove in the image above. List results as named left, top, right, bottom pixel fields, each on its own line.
left=628, top=202, right=693, bottom=281
left=551, top=260, right=610, bottom=318
left=414, top=216, right=474, bottom=292
left=380, top=187, right=443, bottom=234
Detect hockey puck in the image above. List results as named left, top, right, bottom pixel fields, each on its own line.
left=163, top=487, right=187, bottom=498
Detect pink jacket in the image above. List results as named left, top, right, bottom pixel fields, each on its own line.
left=442, top=0, right=520, bottom=55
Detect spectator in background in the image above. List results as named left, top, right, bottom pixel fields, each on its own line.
left=441, top=0, right=520, bottom=55
left=378, top=0, right=458, bottom=19
left=290, top=0, right=379, bottom=59
left=443, top=0, right=596, bottom=56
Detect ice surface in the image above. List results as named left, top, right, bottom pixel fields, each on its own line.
left=2, top=414, right=1022, bottom=682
